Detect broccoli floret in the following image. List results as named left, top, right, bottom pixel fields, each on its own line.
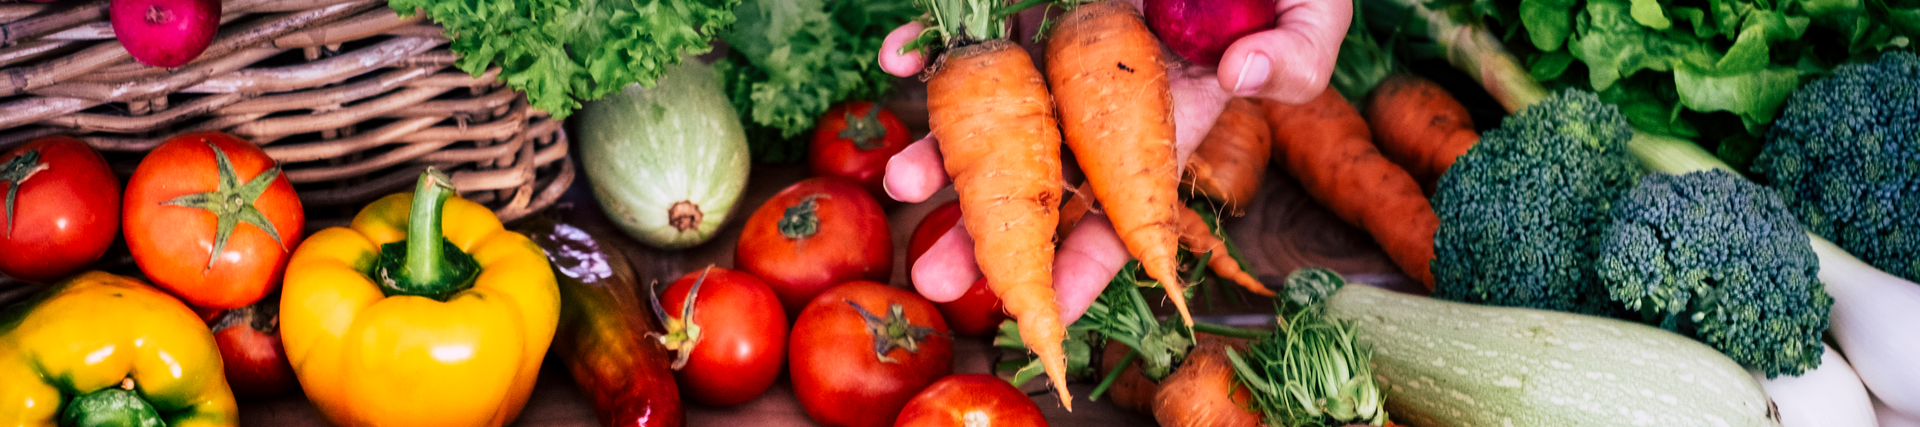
left=1431, top=90, right=1642, bottom=315
left=1753, top=51, right=1920, bottom=283
left=1596, top=169, right=1832, bottom=378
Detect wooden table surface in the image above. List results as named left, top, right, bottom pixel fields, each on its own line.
left=231, top=153, right=1422, bottom=426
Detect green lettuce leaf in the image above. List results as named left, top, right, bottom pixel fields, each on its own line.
left=394, top=0, right=739, bottom=119
left=1520, top=0, right=1578, bottom=50
left=1673, top=63, right=1802, bottom=133
left=717, top=0, right=915, bottom=163
left=1413, top=0, right=1913, bottom=167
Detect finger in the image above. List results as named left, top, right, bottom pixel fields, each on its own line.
left=1216, top=0, right=1352, bottom=103
left=911, top=222, right=980, bottom=303
left=880, top=22, right=930, bottom=78
left=1052, top=214, right=1132, bottom=324
left=1168, top=72, right=1232, bottom=167
left=884, top=136, right=949, bottom=203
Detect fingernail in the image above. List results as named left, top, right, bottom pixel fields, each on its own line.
left=1231, top=52, right=1271, bottom=97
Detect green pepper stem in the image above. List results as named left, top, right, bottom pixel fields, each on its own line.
left=373, top=168, right=480, bottom=300
left=404, top=168, right=458, bottom=288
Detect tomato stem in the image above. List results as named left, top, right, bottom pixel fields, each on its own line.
left=373, top=168, right=479, bottom=301
left=158, top=143, right=288, bottom=272
left=777, top=195, right=823, bottom=239
left=0, top=149, right=48, bottom=238
left=849, top=300, right=940, bottom=363
left=838, top=105, right=888, bottom=150
left=652, top=265, right=711, bottom=370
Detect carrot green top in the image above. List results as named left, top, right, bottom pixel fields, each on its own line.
left=907, top=0, right=1050, bottom=53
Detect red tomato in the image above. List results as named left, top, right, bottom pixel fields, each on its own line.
left=0, top=136, right=120, bottom=283
left=894, top=374, right=1049, bottom=427
left=908, top=201, right=1007, bottom=336
left=810, top=102, right=912, bottom=199
left=125, top=132, right=304, bottom=309
left=736, top=177, right=892, bottom=315
left=211, top=292, right=297, bottom=398
left=791, top=281, right=953, bottom=427
left=657, top=267, right=788, bottom=406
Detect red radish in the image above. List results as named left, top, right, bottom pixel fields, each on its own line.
left=1143, top=0, right=1276, bottom=67
left=111, top=0, right=220, bottom=68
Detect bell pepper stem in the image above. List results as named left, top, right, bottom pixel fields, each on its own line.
left=405, top=168, right=457, bottom=287
left=374, top=168, right=480, bottom=300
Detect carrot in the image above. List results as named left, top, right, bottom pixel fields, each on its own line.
left=1097, top=338, right=1160, bottom=415
left=1151, top=334, right=1262, bottom=427
left=1057, top=182, right=1096, bottom=237
left=1175, top=206, right=1271, bottom=296
left=1262, top=88, right=1438, bottom=290
left=1363, top=74, right=1480, bottom=191
left=1183, top=97, right=1272, bottom=216
left=1046, top=0, right=1193, bottom=326
left=926, top=38, right=1075, bottom=409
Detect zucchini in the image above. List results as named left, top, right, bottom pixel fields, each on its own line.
left=1325, top=284, right=1781, bottom=427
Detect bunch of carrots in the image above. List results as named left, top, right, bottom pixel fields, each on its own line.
left=911, top=0, right=1234, bottom=407
left=912, top=0, right=1481, bottom=409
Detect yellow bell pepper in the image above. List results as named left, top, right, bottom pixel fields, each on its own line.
left=0, top=271, right=238, bottom=427
left=280, top=169, right=558, bottom=427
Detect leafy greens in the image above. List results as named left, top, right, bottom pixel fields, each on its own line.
left=715, top=0, right=916, bottom=163
left=1426, top=0, right=1917, bottom=169
left=390, top=0, right=739, bottom=119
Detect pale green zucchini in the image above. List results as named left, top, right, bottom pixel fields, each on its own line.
left=1325, top=284, right=1782, bottom=427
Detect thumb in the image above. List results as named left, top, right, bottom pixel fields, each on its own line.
left=880, top=22, right=930, bottom=78
left=1214, top=0, right=1351, bottom=104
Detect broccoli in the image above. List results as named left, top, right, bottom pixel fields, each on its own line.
left=1430, top=90, right=1643, bottom=315
left=1596, top=169, right=1833, bottom=378
left=1752, top=51, right=1920, bottom=283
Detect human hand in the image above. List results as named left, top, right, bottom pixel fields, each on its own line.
left=879, top=0, right=1350, bottom=323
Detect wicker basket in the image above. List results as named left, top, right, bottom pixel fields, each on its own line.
left=0, top=0, right=572, bottom=230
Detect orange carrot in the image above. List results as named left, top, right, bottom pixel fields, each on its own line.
left=1183, top=97, right=1272, bottom=216
left=1151, top=334, right=1263, bottom=427
left=1263, top=88, right=1438, bottom=290
left=1058, top=182, right=1096, bottom=237
left=1097, top=338, right=1160, bottom=415
left=926, top=39, right=1075, bottom=409
left=1175, top=207, right=1271, bottom=296
left=1364, top=74, right=1480, bottom=191
left=1046, top=0, right=1192, bottom=326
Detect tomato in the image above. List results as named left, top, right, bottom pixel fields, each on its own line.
left=736, top=177, right=893, bottom=315
left=211, top=292, right=297, bottom=398
left=908, top=201, right=1007, bottom=336
left=656, top=266, right=788, bottom=406
left=125, top=131, right=304, bottom=309
left=791, top=281, right=953, bottom=427
left=0, top=136, right=120, bottom=283
left=810, top=102, right=912, bottom=199
left=894, top=374, right=1049, bottom=427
